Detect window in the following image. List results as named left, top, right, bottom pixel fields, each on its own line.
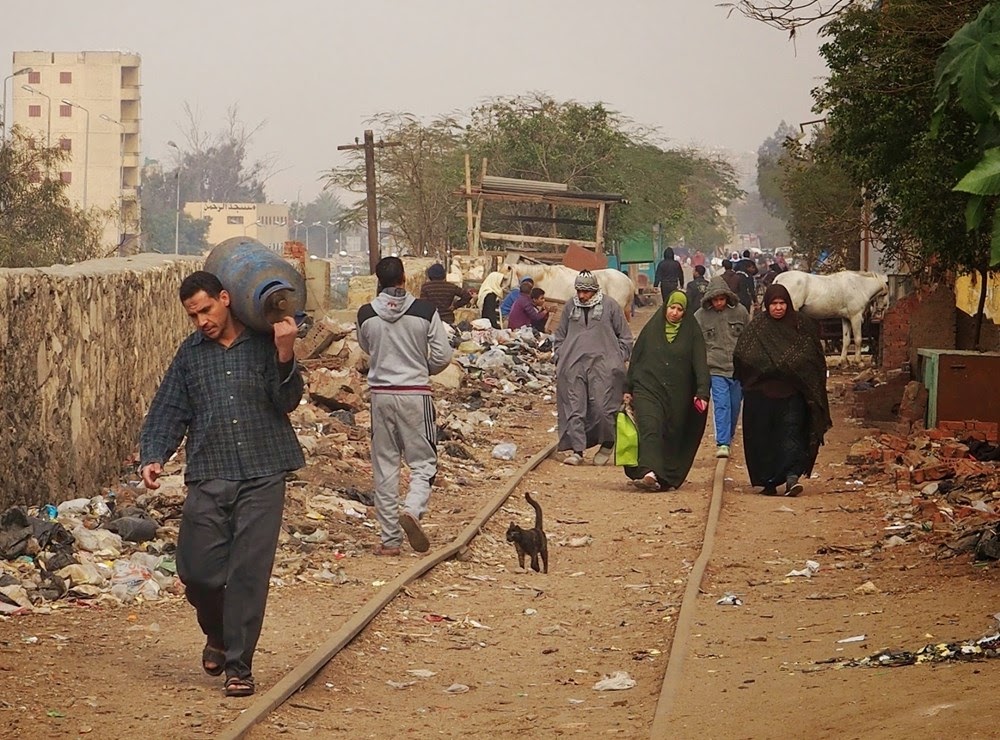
left=227, top=216, right=245, bottom=225
left=28, top=71, right=40, bottom=84
left=59, top=72, right=72, bottom=84
left=28, top=105, right=41, bottom=118
left=59, top=104, right=72, bottom=117
left=59, top=138, right=71, bottom=151
left=60, top=171, right=72, bottom=184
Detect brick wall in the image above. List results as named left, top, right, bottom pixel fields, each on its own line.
left=880, top=285, right=956, bottom=371
left=0, top=255, right=201, bottom=508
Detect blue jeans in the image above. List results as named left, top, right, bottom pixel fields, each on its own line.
left=710, top=375, right=743, bottom=446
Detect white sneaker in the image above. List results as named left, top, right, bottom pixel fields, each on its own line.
left=716, top=444, right=730, bottom=459
left=593, top=445, right=614, bottom=466
left=563, top=452, right=583, bottom=466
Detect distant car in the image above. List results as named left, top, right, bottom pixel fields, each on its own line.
left=338, top=265, right=355, bottom=276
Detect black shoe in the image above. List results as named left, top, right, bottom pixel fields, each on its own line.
left=784, top=475, right=803, bottom=497
left=761, top=485, right=779, bottom=496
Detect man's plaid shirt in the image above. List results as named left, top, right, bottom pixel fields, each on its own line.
left=139, top=329, right=305, bottom=482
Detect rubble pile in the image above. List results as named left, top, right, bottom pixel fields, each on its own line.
left=844, top=630, right=1000, bottom=668
left=0, top=485, right=184, bottom=614
left=0, top=314, right=559, bottom=616
left=845, top=429, right=1000, bottom=559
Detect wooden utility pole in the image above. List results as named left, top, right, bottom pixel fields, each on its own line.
left=337, top=130, right=399, bottom=275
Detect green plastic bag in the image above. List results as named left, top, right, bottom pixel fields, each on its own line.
left=615, top=407, right=639, bottom=467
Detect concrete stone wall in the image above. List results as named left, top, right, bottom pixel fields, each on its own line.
left=0, top=255, right=201, bottom=508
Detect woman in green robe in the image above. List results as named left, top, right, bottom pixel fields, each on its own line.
left=623, top=291, right=710, bottom=491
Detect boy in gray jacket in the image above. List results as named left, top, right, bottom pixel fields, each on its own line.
left=357, top=257, right=454, bottom=555
left=695, top=276, right=750, bottom=458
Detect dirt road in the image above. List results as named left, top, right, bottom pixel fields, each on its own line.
left=3, top=325, right=1000, bottom=738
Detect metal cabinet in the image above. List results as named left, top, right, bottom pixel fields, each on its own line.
left=917, top=349, right=1000, bottom=428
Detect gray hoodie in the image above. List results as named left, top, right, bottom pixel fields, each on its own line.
left=694, top=277, right=750, bottom=378
left=357, top=288, right=453, bottom=394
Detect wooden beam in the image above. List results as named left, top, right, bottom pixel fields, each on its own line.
left=472, top=157, right=487, bottom=256
left=595, top=202, right=607, bottom=255
left=454, top=189, right=612, bottom=209
left=479, top=231, right=597, bottom=248
left=464, top=154, right=474, bottom=253
left=488, top=214, right=595, bottom=227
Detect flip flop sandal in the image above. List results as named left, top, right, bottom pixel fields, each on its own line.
left=202, top=645, right=225, bottom=676
left=224, top=675, right=255, bottom=698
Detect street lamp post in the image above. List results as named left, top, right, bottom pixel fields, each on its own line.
left=21, top=84, right=51, bottom=149
left=61, top=99, right=90, bottom=209
left=2, top=67, right=32, bottom=138
left=293, top=219, right=303, bottom=241
left=167, top=141, right=181, bottom=254
left=100, top=114, right=125, bottom=247
left=313, top=221, right=332, bottom=258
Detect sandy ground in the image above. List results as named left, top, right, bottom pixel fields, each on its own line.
left=4, top=312, right=1000, bottom=739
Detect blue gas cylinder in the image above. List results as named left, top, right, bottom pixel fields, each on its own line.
left=204, top=237, right=307, bottom=333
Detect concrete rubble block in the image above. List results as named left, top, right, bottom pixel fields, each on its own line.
left=296, top=316, right=355, bottom=360
left=898, top=381, right=928, bottom=423
left=307, top=367, right=365, bottom=412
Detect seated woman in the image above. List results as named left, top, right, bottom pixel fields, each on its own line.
left=623, top=291, right=709, bottom=491
left=733, top=283, right=832, bottom=496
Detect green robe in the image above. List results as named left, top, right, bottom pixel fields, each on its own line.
left=625, top=309, right=710, bottom=488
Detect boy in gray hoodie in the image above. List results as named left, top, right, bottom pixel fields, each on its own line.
left=357, top=257, right=454, bottom=555
left=695, top=276, right=750, bottom=458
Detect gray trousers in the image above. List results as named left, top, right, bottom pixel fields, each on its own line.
left=176, top=473, right=285, bottom=679
left=370, top=393, right=437, bottom=547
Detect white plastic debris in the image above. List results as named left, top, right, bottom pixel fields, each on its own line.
left=491, top=442, right=517, bottom=460
left=593, top=671, right=636, bottom=691
left=786, top=560, right=821, bottom=578
left=716, top=593, right=743, bottom=606
left=837, top=634, right=867, bottom=644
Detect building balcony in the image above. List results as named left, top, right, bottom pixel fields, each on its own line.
left=122, top=120, right=139, bottom=135
left=123, top=153, right=140, bottom=168
left=120, top=85, right=141, bottom=102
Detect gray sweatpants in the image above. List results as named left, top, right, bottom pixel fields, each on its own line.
left=370, top=393, right=437, bottom=547
left=176, top=473, right=285, bottom=679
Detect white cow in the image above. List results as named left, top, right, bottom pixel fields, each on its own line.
left=504, top=263, right=636, bottom=320
left=773, top=270, right=889, bottom=364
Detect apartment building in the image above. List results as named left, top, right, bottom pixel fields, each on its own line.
left=10, top=50, right=142, bottom=252
left=184, top=202, right=290, bottom=251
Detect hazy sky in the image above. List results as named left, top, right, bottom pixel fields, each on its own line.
left=2, top=1, right=829, bottom=204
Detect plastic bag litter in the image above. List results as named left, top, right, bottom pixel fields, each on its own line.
left=593, top=671, right=636, bottom=691
left=786, top=560, right=820, bottom=578
left=110, top=559, right=161, bottom=602
left=106, top=516, right=158, bottom=543
left=492, top=442, right=517, bottom=460
left=475, top=348, right=512, bottom=369
left=716, top=593, right=743, bottom=606
left=71, top=526, right=123, bottom=555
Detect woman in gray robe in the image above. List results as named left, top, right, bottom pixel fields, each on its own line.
left=553, top=271, right=633, bottom=466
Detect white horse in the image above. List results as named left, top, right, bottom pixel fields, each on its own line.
left=503, top=263, right=635, bottom=320
left=773, top=270, right=889, bottom=364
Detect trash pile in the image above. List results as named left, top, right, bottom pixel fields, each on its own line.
left=0, top=487, right=182, bottom=614
left=0, top=314, right=560, bottom=615
left=842, top=630, right=1000, bottom=668
left=844, top=429, right=1000, bottom=559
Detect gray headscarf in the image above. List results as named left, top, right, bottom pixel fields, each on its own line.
left=571, top=271, right=604, bottom=320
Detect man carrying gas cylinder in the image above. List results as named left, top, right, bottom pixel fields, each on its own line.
left=139, top=269, right=303, bottom=699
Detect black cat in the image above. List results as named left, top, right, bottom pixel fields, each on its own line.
left=506, top=492, right=548, bottom=573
